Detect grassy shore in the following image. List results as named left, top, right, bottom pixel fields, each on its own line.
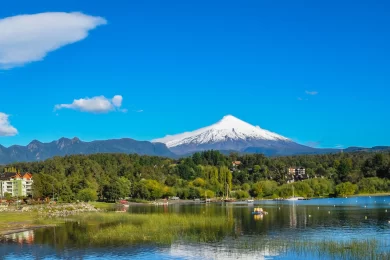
left=0, top=212, right=62, bottom=236
left=352, top=193, right=390, bottom=197
left=0, top=212, right=37, bottom=234
left=74, top=212, right=234, bottom=245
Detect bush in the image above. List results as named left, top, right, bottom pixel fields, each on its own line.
left=358, top=177, right=389, bottom=194
left=335, top=182, right=357, bottom=197
left=77, top=188, right=98, bottom=202
left=232, top=190, right=250, bottom=199
left=250, top=180, right=278, bottom=198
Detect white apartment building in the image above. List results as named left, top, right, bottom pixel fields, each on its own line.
left=0, top=172, right=33, bottom=198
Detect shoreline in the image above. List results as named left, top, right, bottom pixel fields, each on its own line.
left=0, top=224, right=55, bottom=236
left=125, top=194, right=390, bottom=206
left=1, top=193, right=389, bottom=237
left=350, top=193, right=390, bottom=197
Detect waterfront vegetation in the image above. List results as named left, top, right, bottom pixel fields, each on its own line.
left=0, top=212, right=63, bottom=235
left=89, top=201, right=115, bottom=210
left=1, top=206, right=389, bottom=259
left=1, top=150, right=389, bottom=202
left=69, top=213, right=390, bottom=259
left=75, top=213, right=234, bottom=245
left=4, top=210, right=387, bottom=259
left=0, top=212, right=38, bottom=232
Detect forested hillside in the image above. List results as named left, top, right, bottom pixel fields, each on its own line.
left=2, top=151, right=390, bottom=202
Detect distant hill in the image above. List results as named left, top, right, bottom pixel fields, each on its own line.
left=343, top=146, right=390, bottom=153
left=0, top=137, right=175, bottom=164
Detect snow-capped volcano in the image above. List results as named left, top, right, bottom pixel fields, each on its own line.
left=153, top=115, right=309, bottom=155
left=154, top=115, right=289, bottom=147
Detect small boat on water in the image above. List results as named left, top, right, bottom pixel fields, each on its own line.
left=247, top=199, right=255, bottom=203
left=252, top=207, right=268, bottom=215
left=223, top=184, right=235, bottom=202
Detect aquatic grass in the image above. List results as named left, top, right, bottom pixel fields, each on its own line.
left=234, top=237, right=389, bottom=260
left=71, top=212, right=390, bottom=259
left=4, top=209, right=388, bottom=259
left=89, top=202, right=115, bottom=211
left=73, top=213, right=234, bottom=245
left=290, top=238, right=390, bottom=260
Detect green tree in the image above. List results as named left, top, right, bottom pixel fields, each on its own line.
left=118, top=177, right=131, bottom=198
left=192, top=177, right=206, bottom=187
left=103, top=181, right=121, bottom=202
left=4, top=193, right=12, bottom=200
left=77, top=188, right=98, bottom=202
left=337, top=158, right=353, bottom=183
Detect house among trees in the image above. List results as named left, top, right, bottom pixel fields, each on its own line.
left=232, top=161, right=242, bottom=167
left=0, top=170, right=33, bottom=198
left=286, top=167, right=309, bottom=183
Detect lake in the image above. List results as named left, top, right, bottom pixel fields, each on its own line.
left=1, top=196, right=389, bottom=259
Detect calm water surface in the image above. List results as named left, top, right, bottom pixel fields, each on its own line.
left=1, top=196, right=389, bottom=259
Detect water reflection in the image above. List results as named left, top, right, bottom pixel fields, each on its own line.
left=254, top=214, right=263, bottom=221
left=0, top=196, right=389, bottom=259
left=2, top=230, right=34, bottom=245
left=169, top=242, right=283, bottom=260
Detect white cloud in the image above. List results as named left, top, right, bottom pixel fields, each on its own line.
left=305, top=90, right=318, bottom=95
left=112, top=95, right=123, bottom=107
left=0, top=12, right=106, bottom=69
left=0, top=113, right=18, bottom=136
left=54, top=95, right=125, bottom=113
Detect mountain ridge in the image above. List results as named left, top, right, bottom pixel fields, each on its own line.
left=0, top=137, right=175, bottom=164
left=0, top=115, right=389, bottom=164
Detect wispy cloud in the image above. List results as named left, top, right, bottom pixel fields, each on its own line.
left=298, top=90, right=319, bottom=101
left=306, top=141, right=321, bottom=148
left=0, top=113, right=18, bottom=136
left=305, top=90, right=318, bottom=95
left=54, top=95, right=126, bottom=113
left=0, top=12, right=106, bottom=69
left=334, top=144, right=344, bottom=149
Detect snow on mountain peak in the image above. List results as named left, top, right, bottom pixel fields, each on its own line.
left=153, top=115, right=290, bottom=148
left=214, top=115, right=258, bottom=130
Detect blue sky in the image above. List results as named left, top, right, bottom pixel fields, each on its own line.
left=0, top=0, right=389, bottom=148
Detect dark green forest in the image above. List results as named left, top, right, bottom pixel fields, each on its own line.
left=2, top=150, right=390, bottom=202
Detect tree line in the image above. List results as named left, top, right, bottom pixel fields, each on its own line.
left=1, top=150, right=389, bottom=202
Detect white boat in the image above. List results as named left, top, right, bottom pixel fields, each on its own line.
left=247, top=199, right=254, bottom=203
left=285, top=197, right=299, bottom=201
